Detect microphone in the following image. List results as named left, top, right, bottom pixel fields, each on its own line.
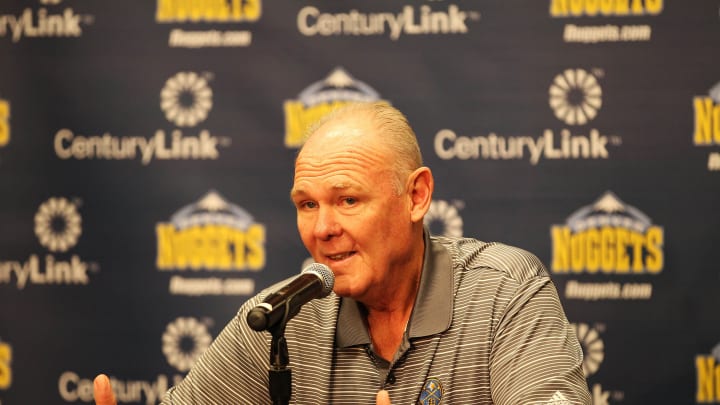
left=246, top=263, right=334, bottom=332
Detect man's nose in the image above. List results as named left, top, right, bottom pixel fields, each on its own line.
left=314, top=206, right=341, bottom=240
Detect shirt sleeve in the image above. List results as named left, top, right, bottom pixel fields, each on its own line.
left=489, top=275, right=592, bottom=405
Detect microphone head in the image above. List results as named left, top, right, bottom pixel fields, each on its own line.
left=301, top=263, right=334, bottom=297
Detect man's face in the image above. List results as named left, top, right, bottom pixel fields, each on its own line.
left=291, top=116, right=415, bottom=301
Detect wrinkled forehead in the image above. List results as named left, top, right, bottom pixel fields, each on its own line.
left=292, top=123, right=394, bottom=192
left=306, top=113, right=375, bottom=145
left=298, top=116, right=387, bottom=161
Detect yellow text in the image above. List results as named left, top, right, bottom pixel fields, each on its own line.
left=157, top=223, right=265, bottom=270
left=551, top=225, right=663, bottom=273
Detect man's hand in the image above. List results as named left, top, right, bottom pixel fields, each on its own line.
left=376, top=389, right=392, bottom=405
left=93, top=374, right=117, bottom=405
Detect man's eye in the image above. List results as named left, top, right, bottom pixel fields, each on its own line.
left=302, top=201, right=317, bottom=209
left=343, top=198, right=357, bottom=205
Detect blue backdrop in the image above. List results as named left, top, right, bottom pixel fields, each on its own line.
left=1, top=0, right=719, bottom=403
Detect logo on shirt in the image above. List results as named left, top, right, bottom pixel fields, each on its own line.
left=692, top=81, right=720, bottom=171
left=550, top=191, right=663, bottom=300
left=284, top=67, right=387, bottom=148
left=424, top=200, right=464, bottom=237
left=696, top=342, right=720, bottom=403
left=419, top=377, right=443, bottom=405
left=545, top=391, right=571, bottom=405
left=162, top=317, right=213, bottom=372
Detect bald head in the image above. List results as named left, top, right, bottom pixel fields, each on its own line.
left=301, top=102, right=424, bottom=194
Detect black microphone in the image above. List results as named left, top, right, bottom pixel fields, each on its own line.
left=246, top=263, right=334, bottom=332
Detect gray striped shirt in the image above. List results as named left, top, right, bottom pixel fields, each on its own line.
left=162, top=234, right=591, bottom=404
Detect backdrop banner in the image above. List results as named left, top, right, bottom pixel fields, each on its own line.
left=1, top=1, right=719, bottom=404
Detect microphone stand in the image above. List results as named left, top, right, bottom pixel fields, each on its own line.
left=268, top=320, right=292, bottom=405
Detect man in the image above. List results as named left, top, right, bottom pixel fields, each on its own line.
left=95, top=102, right=590, bottom=404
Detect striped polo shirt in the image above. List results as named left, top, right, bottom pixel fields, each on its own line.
left=162, top=233, right=591, bottom=404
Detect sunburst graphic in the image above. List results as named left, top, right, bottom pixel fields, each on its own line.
left=34, top=197, right=82, bottom=253
left=424, top=200, right=463, bottom=237
left=162, top=317, right=212, bottom=372
left=572, top=323, right=605, bottom=377
left=160, top=72, right=213, bottom=127
left=549, top=68, right=602, bottom=126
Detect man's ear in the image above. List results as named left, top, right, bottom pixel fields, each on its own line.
left=407, top=167, right=434, bottom=223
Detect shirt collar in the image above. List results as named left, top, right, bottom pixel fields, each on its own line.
left=335, top=229, right=454, bottom=348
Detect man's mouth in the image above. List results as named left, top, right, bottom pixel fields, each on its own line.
left=327, top=252, right=356, bottom=261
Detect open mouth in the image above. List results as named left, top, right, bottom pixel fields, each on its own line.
left=326, top=251, right=356, bottom=261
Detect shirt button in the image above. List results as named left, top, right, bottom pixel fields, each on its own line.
left=387, top=372, right=396, bottom=384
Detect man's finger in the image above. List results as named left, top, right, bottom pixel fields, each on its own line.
left=376, top=389, right=392, bottom=405
left=94, top=374, right=117, bottom=405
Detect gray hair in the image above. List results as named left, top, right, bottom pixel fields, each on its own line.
left=302, top=101, right=424, bottom=194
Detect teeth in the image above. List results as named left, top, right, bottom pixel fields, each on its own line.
left=329, top=253, right=351, bottom=260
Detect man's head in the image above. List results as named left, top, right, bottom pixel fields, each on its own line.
left=290, top=102, right=434, bottom=303
left=303, top=102, right=424, bottom=195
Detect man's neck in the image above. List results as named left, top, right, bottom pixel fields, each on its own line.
left=364, top=263, right=422, bottom=361
left=361, top=229, right=426, bottom=361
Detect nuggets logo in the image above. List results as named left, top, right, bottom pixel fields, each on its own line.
left=693, top=81, right=720, bottom=146
left=419, top=378, right=443, bottom=405
left=550, top=0, right=658, bottom=43
left=693, top=81, right=720, bottom=171
left=0, top=98, right=9, bottom=147
left=552, top=191, right=663, bottom=274
left=284, top=67, right=386, bottom=148
left=156, top=0, right=261, bottom=22
left=550, top=0, right=663, bottom=17
left=696, top=343, right=720, bottom=403
left=156, top=0, right=260, bottom=48
left=694, top=96, right=720, bottom=145
left=156, top=190, right=265, bottom=271
left=0, top=341, right=11, bottom=390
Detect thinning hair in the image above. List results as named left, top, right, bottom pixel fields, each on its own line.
left=302, top=101, right=424, bottom=194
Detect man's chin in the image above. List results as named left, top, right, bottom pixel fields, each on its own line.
left=331, top=279, right=365, bottom=300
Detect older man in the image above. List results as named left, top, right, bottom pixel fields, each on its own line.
left=95, top=102, right=590, bottom=404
